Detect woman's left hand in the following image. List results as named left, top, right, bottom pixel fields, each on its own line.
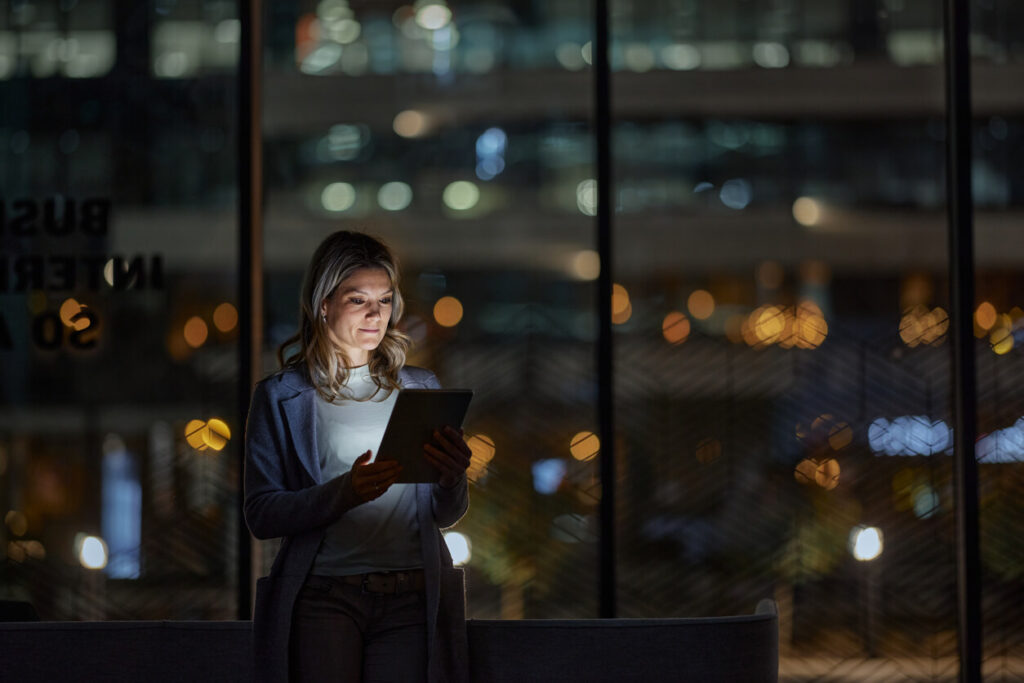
left=424, top=426, right=472, bottom=488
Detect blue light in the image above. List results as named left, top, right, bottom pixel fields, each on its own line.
left=476, top=127, right=507, bottom=156
left=475, top=128, right=507, bottom=180
left=868, top=416, right=951, bottom=456
left=475, top=157, right=505, bottom=180
left=719, top=178, right=752, bottom=209
left=101, top=445, right=142, bottom=579
left=531, top=459, right=567, bottom=495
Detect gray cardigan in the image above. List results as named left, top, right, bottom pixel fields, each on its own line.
left=243, top=366, right=470, bottom=683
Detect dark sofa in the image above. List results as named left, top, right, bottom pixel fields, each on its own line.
left=0, top=602, right=777, bottom=682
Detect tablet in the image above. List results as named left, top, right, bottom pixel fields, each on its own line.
left=375, top=389, right=474, bottom=483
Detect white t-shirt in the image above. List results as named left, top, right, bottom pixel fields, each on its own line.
left=311, top=365, right=421, bottom=575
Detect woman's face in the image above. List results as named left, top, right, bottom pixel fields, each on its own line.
left=321, top=267, right=394, bottom=367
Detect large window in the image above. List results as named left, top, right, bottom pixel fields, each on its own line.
left=1, top=1, right=240, bottom=619
left=608, top=1, right=955, bottom=676
left=1, top=2, right=1021, bottom=680
left=259, top=0, right=600, bottom=619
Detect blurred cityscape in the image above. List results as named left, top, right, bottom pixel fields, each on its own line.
left=1, top=1, right=1023, bottom=680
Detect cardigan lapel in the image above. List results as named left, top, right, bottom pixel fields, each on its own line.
left=281, top=388, right=322, bottom=485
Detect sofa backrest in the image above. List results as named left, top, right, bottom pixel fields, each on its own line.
left=0, top=605, right=777, bottom=682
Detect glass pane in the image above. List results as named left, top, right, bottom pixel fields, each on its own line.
left=259, top=0, right=598, bottom=618
left=611, top=1, right=959, bottom=679
left=971, top=0, right=1024, bottom=675
left=1, top=1, right=240, bottom=619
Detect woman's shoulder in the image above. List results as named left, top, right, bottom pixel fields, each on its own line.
left=400, top=365, right=440, bottom=388
left=256, top=366, right=314, bottom=397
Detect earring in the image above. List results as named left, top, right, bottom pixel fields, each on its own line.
left=321, top=314, right=327, bottom=323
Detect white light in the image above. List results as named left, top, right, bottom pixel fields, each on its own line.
left=318, top=0, right=353, bottom=21
left=377, top=182, right=413, bottom=211
left=792, top=197, right=822, bottom=226
left=393, top=110, right=430, bottom=138
left=570, top=250, right=601, bottom=281
left=78, top=534, right=108, bottom=570
left=576, top=178, right=597, bottom=216
left=154, top=51, right=189, bottom=78
left=321, top=182, right=356, bottom=212
left=556, top=42, right=585, bottom=70
left=416, top=4, right=452, bottom=30
left=581, top=41, right=593, bottom=65
left=442, top=181, right=479, bottom=211
left=623, top=44, right=655, bottom=72
left=103, top=259, right=116, bottom=287
left=328, top=18, right=361, bottom=44
left=214, top=19, right=241, bottom=44
left=661, top=43, right=701, bottom=70
left=443, top=531, right=471, bottom=566
left=752, top=42, right=790, bottom=68
left=300, top=43, right=343, bottom=74
left=850, top=526, right=883, bottom=561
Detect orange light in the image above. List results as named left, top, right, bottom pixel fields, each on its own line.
left=991, top=325, right=1014, bottom=355
left=828, top=423, right=853, bottom=450
left=611, top=283, right=630, bottom=315
left=794, top=459, right=817, bottom=485
left=467, top=434, right=496, bottom=464
left=185, top=418, right=231, bottom=452
left=59, top=298, right=91, bottom=331
left=570, top=431, right=600, bottom=461
left=433, top=296, right=464, bottom=327
left=661, top=311, right=690, bottom=344
left=795, top=301, right=828, bottom=349
left=899, top=306, right=925, bottom=347
left=975, top=302, right=997, bottom=331
left=753, top=305, right=785, bottom=344
left=184, top=316, right=209, bottom=348
left=213, top=303, right=238, bottom=333
left=185, top=420, right=209, bottom=451
left=466, top=434, right=496, bottom=482
left=687, top=290, right=715, bottom=320
left=816, top=458, right=840, bottom=490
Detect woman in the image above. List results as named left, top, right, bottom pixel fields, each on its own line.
left=244, top=231, right=472, bottom=683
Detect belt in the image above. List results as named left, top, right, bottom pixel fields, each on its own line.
left=338, top=569, right=426, bottom=595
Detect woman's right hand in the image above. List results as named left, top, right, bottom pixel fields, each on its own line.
left=349, top=451, right=402, bottom=502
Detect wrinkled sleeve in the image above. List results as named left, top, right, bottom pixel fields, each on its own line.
left=421, top=370, right=471, bottom=528
left=243, top=381, right=361, bottom=540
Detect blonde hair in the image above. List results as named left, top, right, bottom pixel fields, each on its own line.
left=278, top=231, right=411, bottom=402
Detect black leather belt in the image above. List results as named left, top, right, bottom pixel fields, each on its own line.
left=338, top=569, right=426, bottom=595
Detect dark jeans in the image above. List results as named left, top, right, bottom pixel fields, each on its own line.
left=290, top=575, right=428, bottom=683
